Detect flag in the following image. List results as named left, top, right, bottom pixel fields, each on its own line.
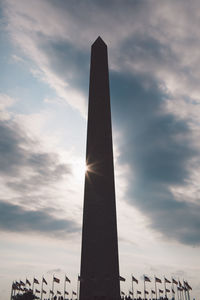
left=14, top=282, right=18, bottom=290
left=185, top=282, right=192, bottom=290
left=172, top=288, right=175, bottom=294
left=72, top=291, right=77, bottom=295
left=144, top=275, right=151, bottom=282
left=172, top=278, right=178, bottom=285
left=159, top=289, right=163, bottom=293
left=34, top=278, right=39, bottom=284
left=53, top=276, right=60, bottom=283
left=129, top=291, right=133, bottom=295
left=57, top=291, right=61, bottom=295
left=151, top=290, right=155, bottom=294
left=65, top=291, right=69, bottom=295
left=183, top=280, right=187, bottom=286
left=26, top=279, right=31, bottom=286
left=50, top=290, right=54, bottom=295
left=42, top=290, right=47, bottom=294
left=121, top=291, right=125, bottom=295
left=65, top=275, right=71, bottom=283
left=178, top=287, right=183, bottom=291
left=20, top=280, right=25, bottom=286
left=119, top=275, right=126, bottom=282
left=43, top=277, right=47, bottom=285
left=155, top=277, right=162, bottom=283
left=179, top=281, right=182, bottom=288
left=12, top=283, right=17, bottom=290
left=145, top=291, right=149, bottom=294
left=166, top=289, right=170, bottom=293
left=132, top=276, right=138, bottom=284
left=35, top=289, right=40, bottom=293
left=137, top=291, right=141, bottom=295
left=165, top=278, right=171, bottom=284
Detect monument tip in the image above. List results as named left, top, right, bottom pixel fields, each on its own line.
left=92, top=36, right=107, bottom=47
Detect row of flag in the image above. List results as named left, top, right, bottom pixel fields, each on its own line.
left=11, top=275, right=76, bottom=300
left=11, top=274, right=192, bottom=300
left=120, top=275, right=192, bottom=299
left=131, top=275, right=191, bottom=287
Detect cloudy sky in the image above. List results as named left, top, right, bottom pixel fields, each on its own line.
left=0, top=0, right=200, bottom=299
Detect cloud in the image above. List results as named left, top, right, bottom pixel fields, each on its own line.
left=0, top=118, right=70, bottom=192
left=0, top=200, right=80, bottom=237
left=0, top=94, right=78, bottom=237
left=3, top=0, right=200, bottom=246
left=111, top=71, right=200, bottom=246
left=0, top=94, right=16, bottom=120
left=4, top=0, right=200, bottom=112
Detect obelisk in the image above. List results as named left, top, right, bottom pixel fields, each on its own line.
left=79, top=37, right=120, bottom=300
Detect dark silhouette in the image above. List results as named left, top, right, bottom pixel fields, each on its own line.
left=79, top=37, right=120, bottom=300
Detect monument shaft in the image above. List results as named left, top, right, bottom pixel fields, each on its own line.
left=80, top=37, right=120, bottom=300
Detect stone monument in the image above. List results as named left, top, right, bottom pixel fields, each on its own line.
left=79, top=37, right=120, bottom=300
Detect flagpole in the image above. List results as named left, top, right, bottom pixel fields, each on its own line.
left=164, top=277, right=166, bottom=298
left=14, top=282, right=16, bottom=298
left=131, top=274, right=134, bottom=300
left=185, top=287, right=188, bottom=300
left=187, top=288, right=190, bottom=300
left=14, top=283, right=17, bottom=298
left=20, top=279, right=23, bottom=295
left=64, top=275, right=66, bottom=300
left=32, top=277, right=35, bottom=295
left=13, top=282, right=16, bottom=299
left=77, top=274, right=79, bottom=300
left=18, top=280, right=20, bottom=296
left=52, top=274, right=55, bottom=300
left=185, top=285, right=188, bottom=300
left=179, top=279, right=181, bottom=300
left=184, top=288, right=186, bottom=300
left=171, top=277, right=174, bottom=300
left=177, top=285, right=179, bottom=300
left=144, top=276, right=146, bottom=300
left=10, top=281, right=13, bottom=300
left=154, top=276, right=157, bottom=300
left=183, top=280, right=186, bottom=300
left=41, top=277, right=43, bottom=300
